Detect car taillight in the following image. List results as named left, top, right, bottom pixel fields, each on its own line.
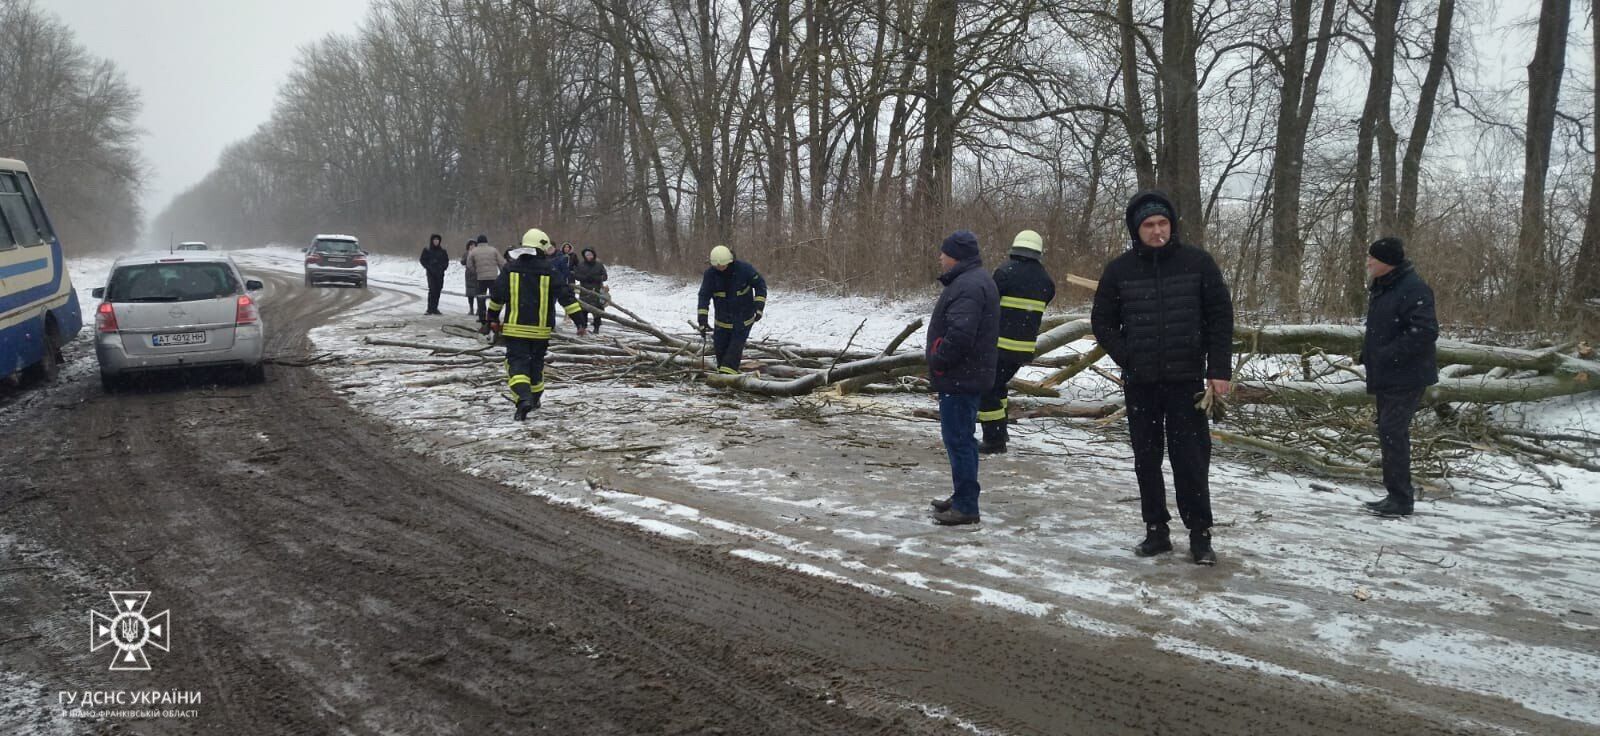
left=96, top=302, right=119, bottom=333
left=353, top=256, right=367, bottom=266
left=235, top=295, right=259, bottom=325
left=305, top=254, right=321, bottom=264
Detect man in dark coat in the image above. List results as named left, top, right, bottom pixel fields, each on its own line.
left=572, top=247, right=609, bottom=334
left=696, top=245, right=767, bottom=374
left=419, top=234, right=449, bottom=315
left=925, top=230, right=1001, bottom=526
left=1091, top=190, right=1234, bottom=565
left=978, top=229, right=1057, bottom=454
left=1358, top=236, right=1438, bottom=517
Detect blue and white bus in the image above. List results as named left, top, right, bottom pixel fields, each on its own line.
left=0, top=158, right=82, bottom=384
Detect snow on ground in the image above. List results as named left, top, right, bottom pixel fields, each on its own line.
left=65, top=247, right=1600, bottom=730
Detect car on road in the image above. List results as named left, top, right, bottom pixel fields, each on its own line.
left=0, top=157, right=82, bottom=386
left=304, top=234, right=367, bottom=288
left=90, top=253, right=266, bottom=390
left=175, top=241, right=210, bottom=251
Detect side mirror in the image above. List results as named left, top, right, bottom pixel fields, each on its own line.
left=91, top=287, right=104, bottom=299
left=246, top=279, right=264, bottom=291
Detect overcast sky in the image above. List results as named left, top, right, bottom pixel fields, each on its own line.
left=46, top=0, right=371, bottom=231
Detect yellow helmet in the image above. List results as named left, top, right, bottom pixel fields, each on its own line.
left=709, top=245, right=734, bottom=266
left=1010, top=229, right=1044, bottom=259
left=521, top=228, right=553, bottom=253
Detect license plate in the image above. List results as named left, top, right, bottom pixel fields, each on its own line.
left=153, top=332, right=207, bottom=346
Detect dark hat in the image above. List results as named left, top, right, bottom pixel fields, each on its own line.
left=476, top=234, right=488, bottom=244
left=429, top=233, right=441, bottom=243
left=940, top=230, right=980, bottom=261
left=1124, top=190, right=1179, bottom=242
left=1369, top=237, right=1405, bottom=266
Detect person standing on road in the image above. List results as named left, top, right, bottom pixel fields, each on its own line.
left=978, top=229, right=1057, bottom=455
left=486, top=229, right=586, bottom=421
left=1358, top=237, right=1438, bottom=518
left=696, top=245, right=767, bottom=375
left=550, top=242, right=574, bottom=286
left=573, top=247, right=610, bottom=334
left=461, top=238, right=479, bottom=314
left=1091, top=190, right=1233, bottom=565
left=925, top=230, right=1000, bottom=526
left=563, top=243, right=580, bottom=274
left=420, top=234, right=449, bottom=315
left=466, top=234, right=502, bottom=327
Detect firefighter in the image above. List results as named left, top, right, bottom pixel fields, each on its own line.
left=979, top=230, right=1057, bottom=454
left=486, top=228, right=586, bottom=421
left=696, top=245, right=767, bottom=375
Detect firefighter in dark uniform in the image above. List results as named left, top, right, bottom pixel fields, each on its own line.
left=486, top=228, right=586, bottom=421
left=979, top=230, right=1057, bottom=454
left=696, top=245, right=767, bottom=374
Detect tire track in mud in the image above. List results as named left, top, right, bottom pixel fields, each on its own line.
left=1, top=269, right=1580, bottom=735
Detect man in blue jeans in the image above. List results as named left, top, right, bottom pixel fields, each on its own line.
left=925, top=230, right=1001, bottom=525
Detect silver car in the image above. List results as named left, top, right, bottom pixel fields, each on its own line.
left=304, top=234, right=367, bottom=287
left=91, top=253, right=266, bottom=390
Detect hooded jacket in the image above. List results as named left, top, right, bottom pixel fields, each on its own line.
left=573, top=249, right=608, bottom=289
left=487, top=254, right=584, bottom=340
left=1091, top=190, right=1234, bottom=385
left=993, top=255, right=1056, bottom=363
left=1360, top=262, right=1438, bottom=394
left=927, top=257, right=1001, bottom=394
left=420, top=235, right=449, bottom=274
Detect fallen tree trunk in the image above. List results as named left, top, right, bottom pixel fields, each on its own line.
left=1230, top=374, right=1597, bottom=407
left=1234, top=324, right=1600, bottom=377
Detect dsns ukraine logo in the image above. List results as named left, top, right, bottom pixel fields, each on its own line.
left=89, top=591, right=171, bottom=671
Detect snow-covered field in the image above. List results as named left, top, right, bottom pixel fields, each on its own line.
left=65, top=247, right=1600, bottom=730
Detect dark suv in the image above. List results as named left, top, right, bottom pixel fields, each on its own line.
left=304, top=234, right=367, bottom=288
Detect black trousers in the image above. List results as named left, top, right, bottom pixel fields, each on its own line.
left=979, top=361, right=1022, bottom=444
left=1376, top=388, right=1424, bottom=503
left=1124, top=381, right=1212, bottom=531
left=712, top=321, right=751, bottom=373
left=425, top=271, right=444, bottom=312
left=504, top=337, right=549, bottom=402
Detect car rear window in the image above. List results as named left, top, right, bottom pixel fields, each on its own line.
left=106, top=263, right=240, bottom=303
left=314, top=240, right=359, bottom=254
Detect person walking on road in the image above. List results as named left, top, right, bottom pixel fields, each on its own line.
left=486, top=229, right=587, bottom=421
left=1358, top=236, right=1438, bottom=518
left=465, top=234, right=502, bottom=327
left=925, top=230, right=1001, bottom=526
left=461, top=238, right=479, bottom=314
left=573, top=247, right=610, bottom=334
left=978, top=229, right=1057, bottom=455
left=1091, top=190, right=1234, bottom=565
left=696, top=245, right=767, bottom=374
left=420, top=234, right=449, bottom=315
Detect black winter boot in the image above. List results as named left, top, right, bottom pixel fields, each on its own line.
left=1190, top=529, right=1216, bottom=566
left=929, top=497, right=953, bottom=513
left=1134, top=524, right=1173, bottom=557
left=1368, top=496, right=1414, bottom=517
left=514, top=399, right=535, bottom=422
left=978, top=421, right=1008, bottom=455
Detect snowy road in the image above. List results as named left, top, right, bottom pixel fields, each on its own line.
left=0, top=248, right=1593, bottom=734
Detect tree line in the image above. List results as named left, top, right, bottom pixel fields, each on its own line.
left=0, top=0, right=144, bottom=255
left=152, top=0, right=1600, bottom=329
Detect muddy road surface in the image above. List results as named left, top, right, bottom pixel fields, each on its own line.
left=0, top=272, right=1563, bottom=735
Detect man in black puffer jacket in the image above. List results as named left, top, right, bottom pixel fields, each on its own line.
left=1092, top=190, right=1234, bottom=565
left=419, top=234, right=449, bottom=315
left=1358, top=236, right=1438, bottom=518
left=925, top=230, right=1001, bottom=526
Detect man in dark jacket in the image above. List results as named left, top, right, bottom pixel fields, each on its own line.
left=419, top=234, right=449, bottom=315
left=1091, top=190, right=1234, bottom=565
left=978, top=229, right=1057, bottom=454
left=573, top=247, right=609, bottom=334
left=925, top=230, right=1001, bottom=526
left=1358, top=237, right=1438, bottom=517
left=549, top=243, right=574, bottom=286
left=697, top=245, right=767, bottom=374
left=486, top=228, right=586, bottom=421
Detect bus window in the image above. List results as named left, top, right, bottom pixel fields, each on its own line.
left=0, top=206, right=16, bottom=250
left=0, top=173, right=42, bottom=246
left=15, top=172, right=54, bottom=241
